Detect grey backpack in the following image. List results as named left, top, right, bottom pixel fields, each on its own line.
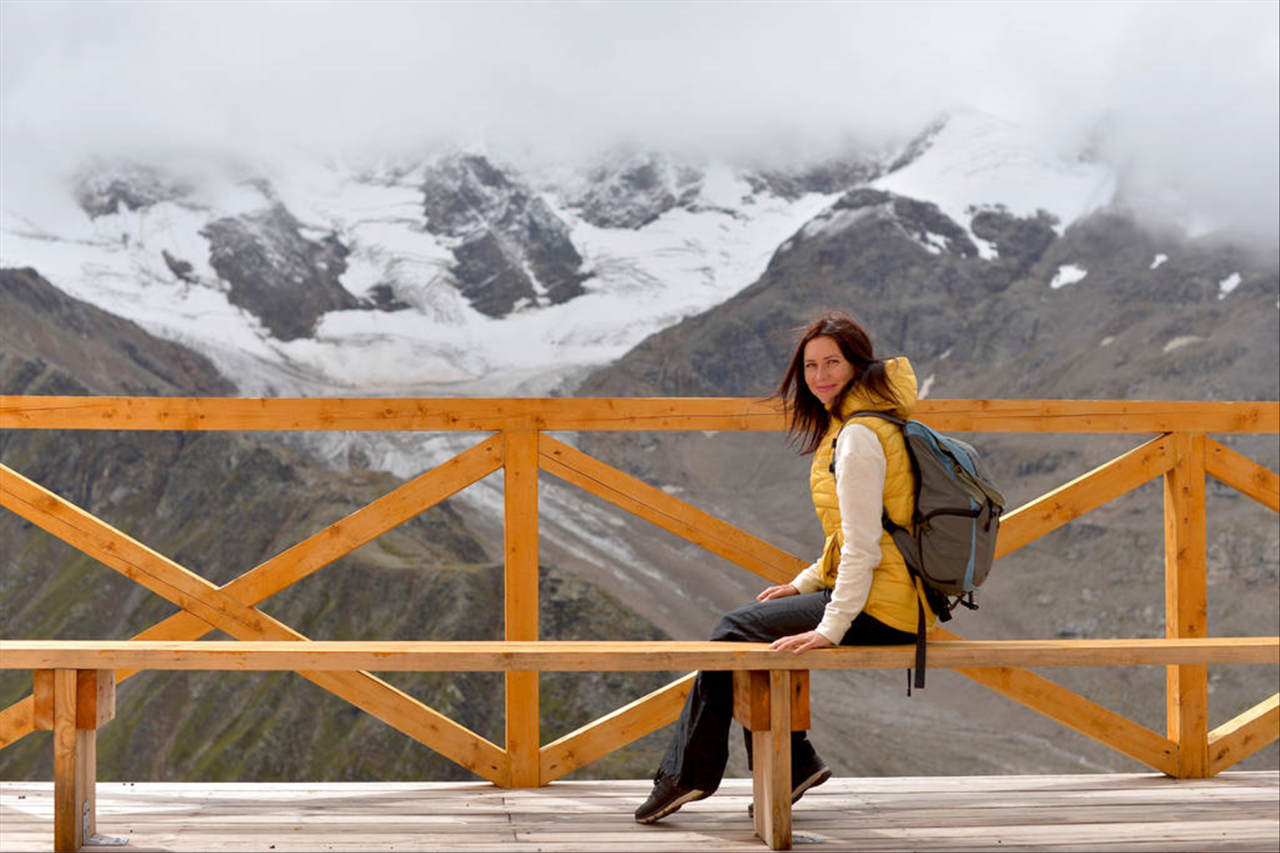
left=840, top=411, right=1006, bottom=690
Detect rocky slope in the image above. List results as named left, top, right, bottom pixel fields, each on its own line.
left=0, top=268, right=673, bottom=782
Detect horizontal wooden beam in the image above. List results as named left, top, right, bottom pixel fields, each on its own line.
left=914, top=400, right=1279, bottom=434
left=2, top=637, right=1275, bottom=673
left=0, top=396, right=785, bottom=432
left=2, top=396, right=1276, bottom=434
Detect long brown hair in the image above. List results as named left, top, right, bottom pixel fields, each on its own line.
left=773, top=311, right=901, bottom=454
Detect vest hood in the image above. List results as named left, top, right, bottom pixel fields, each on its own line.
left=831, top=356, right=917, bottom=421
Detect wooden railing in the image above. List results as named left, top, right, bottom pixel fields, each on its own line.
left=1, top=396, right=1277, bottom=786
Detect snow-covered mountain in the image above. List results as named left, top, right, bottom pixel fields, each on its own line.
left=1, top=150, right=851, bottom=398
left=0, top=111, right=1117, bottom=404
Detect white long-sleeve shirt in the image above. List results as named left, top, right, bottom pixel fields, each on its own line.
left=788, top=423, right=886, bottom=644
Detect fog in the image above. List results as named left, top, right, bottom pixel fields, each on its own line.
left=1, top=0, right=1276, bottom=242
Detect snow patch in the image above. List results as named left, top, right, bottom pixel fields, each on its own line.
left=799, top=204, right=875, bottom=241
left=1150, top=253, right=1168, bottom=270
left=921, top=232, right=950, bottom=255
left=1163, top=335, right=1206, bottom=354
left=1050, top=264, right=1088, bottom=290
left=874, top=111, right=1115, bottom=251
left=1100, top=336, right=1115, bottom=347
left=1217, top=272, right=1242, bottom=300
left=918, top=373, right=936, bottom=399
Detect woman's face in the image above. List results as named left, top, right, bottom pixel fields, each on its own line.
left=803, top=335, right=855, bottom=406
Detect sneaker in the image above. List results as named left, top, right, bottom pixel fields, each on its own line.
left=634, top=774, right=711, bottom=824
left=748, top=761, right=831, bottom=818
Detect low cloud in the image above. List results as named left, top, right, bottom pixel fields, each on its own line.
left=2, top=0, right=1276, bottom=242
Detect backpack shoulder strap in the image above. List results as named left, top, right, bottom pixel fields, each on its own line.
left=847, top=409, right=906, bottom=428
left=829, top=409, right=905, bottom=475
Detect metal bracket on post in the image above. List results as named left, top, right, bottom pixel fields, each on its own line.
left=83, top=794, right=128, bottom=840
left=84, top=802, right=129, bottom=847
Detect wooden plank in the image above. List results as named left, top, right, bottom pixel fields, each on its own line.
left=931, top=630, right=1179, bottom=776
left=911, top=399, right=1280, bottom=434
left=540, top=673, right=695, bottom=783
left=3, top=638, right=1275, bottom=673
left=539, top=435, right=806, bottom=584
left=732, top=672, right=810, bottom=733
left=0, top=395, right=786, bottom=432
left=995, top=435, right=1174, bottom=559
left=953, top=662, right=1179, bottom=776
left=1205, top=438, right=1280, bottom=512
left=0, top=695, right=36, bottom=747
left=31, top=670, right=53, bottom=731
left=791, top=671, right=810, bottom=731
left=3, top=396, right=1277, bottom=434
left=733, top=671, right=770, bottom=732
left=1209, top=694, right=1280, bottom=775
left=505, top=430, right=540, bottom=788
left=759, top=670, right=792, bottom=849
left=301, top=670, right=507, bottom=784
left=0, top=463, right=507, bottom=783
left=1164, top=433, right=1209, bottom=778
left=51, top=670, right=80, bottom=852
left=75, top=729, right=95, bottom=841
left=75, top=670, right=114, bottom=730
left=2, top=775, right=1277, bottom=853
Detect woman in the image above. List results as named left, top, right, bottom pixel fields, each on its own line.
left=635, top=310, right=935, bottom=825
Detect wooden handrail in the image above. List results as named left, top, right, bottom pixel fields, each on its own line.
left=2, top=395, right=1277, bottom=790
left=3, top=638, right=1277, bottom=671
left=2, top=396, right=1277, bottom=433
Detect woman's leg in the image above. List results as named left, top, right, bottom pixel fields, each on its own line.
left=742, top=608, right=915, bottom=790
left=655, top=592, right=829, bottom=792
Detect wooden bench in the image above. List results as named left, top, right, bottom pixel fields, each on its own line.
left=3, top=636, right=1276, bottom=852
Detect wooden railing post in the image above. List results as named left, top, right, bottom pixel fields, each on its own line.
left=1164, top=431, right=1209, bottom=778
left=504, top=429, right=541, bottom=787
left=51, top=669, right=94, bottom=852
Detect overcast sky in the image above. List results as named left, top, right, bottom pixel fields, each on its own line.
left=1, top=0, right=1277, bottom=241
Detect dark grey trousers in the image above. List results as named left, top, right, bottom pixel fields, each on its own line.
left=657, top=590, right=913, bottom=792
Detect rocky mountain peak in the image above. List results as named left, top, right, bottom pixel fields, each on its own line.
left=200, top=203, right=361, bottom=341
left=421, top=154, right=589, bottom=317
left=885, top=115, right=949, bottom=174
left=561, top=152, right=703, bottom=230
left=73, top=160, right=197, bottom=219
left=744, top=155, right=885, bottom=201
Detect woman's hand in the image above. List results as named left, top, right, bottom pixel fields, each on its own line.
left=756, top=583, right=799, bottom=602
left=770, top=630, right=834, bottom=654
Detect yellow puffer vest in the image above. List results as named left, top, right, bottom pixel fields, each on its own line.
left=809, top=356, right=935, bottom=635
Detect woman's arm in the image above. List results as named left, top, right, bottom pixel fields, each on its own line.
left=816, top=423, right=885, bottom=640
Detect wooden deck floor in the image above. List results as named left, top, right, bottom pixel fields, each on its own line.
left=1, top=773, right=1276, bottom=852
